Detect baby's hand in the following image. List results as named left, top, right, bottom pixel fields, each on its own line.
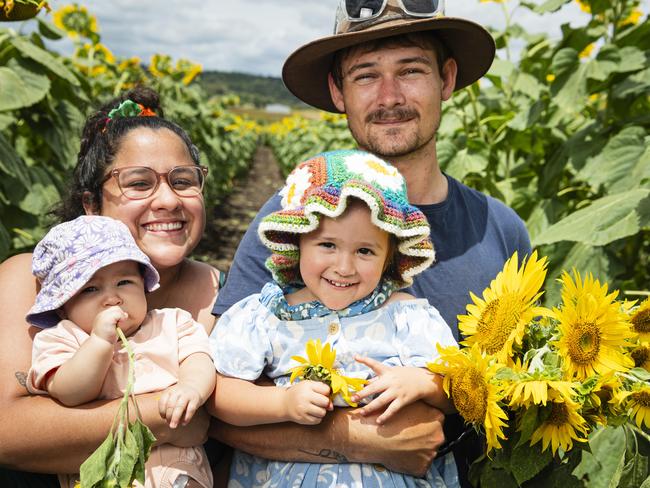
left=91, top=306, right=127, bottom=344
left=284, top=380, right=332, bottom=425
left=352, top=356, right=434, bottom=425
left=158, top=383, right=204, bottom=429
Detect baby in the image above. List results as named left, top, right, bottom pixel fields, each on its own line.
left=26, top=215, right=215, bottom=488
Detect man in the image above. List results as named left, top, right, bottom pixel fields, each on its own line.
left=212, top=1, right=530, bottom=486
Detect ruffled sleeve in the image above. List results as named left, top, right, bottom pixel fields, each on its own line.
left=27, top=320, right=87, bottom=394
left=209, top=293, right=276, bottom=381
left=170, top=308, right=212, bottom=362
left=391, top=300, right=458, bottom=368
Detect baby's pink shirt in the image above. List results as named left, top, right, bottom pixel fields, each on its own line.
left=28, top=308, right=212, bottom=398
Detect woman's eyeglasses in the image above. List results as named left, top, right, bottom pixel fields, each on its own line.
left=101, top=165, right=209, bottom=200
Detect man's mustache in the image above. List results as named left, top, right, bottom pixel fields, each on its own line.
left=365, top=107, right=419, bottom=124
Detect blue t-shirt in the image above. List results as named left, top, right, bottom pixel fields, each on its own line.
left=213, top=174, right=531, bottom=340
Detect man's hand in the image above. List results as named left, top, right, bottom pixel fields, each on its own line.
left=353, top=401, right=446, bottom=477
left=284, top=380, right=332, bottom=425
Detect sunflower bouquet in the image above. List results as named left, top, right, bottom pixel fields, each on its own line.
left=428, top=252, right=650, bottom=487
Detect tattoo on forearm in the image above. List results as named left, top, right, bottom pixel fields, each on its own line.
left=15, top=371, right=27, bottom=389
left=299, top=448, right=348, bottom=463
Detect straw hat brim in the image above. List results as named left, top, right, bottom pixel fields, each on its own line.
left=282, top=16, right=495, bottom=113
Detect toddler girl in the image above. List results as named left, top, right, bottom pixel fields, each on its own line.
left=26, top=215, right=215, bottom=488
left=210, top=150, right=459, bottom=487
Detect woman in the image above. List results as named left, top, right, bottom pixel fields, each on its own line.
left=0, top=86, right=221, bottom=485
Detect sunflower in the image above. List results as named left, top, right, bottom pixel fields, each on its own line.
left=553, top=270, right=635, bottom=380
left=72, top=43, right=115, bottom=77
left=458, top=251, right=550, bottom=363
left=288, top=339, right=366, bottom=407
left=629, top=298, right=650, bottom=342
left=631, top=343, right=650, bottom=371
left=507, top=376, right=577, bottom=409
left=428, top=345, right=508, bottom=453
left=529, top=392, right=589, bottom=455
left=577, top=372, right=624, bottom=426
left=615, top=384, right=650, bottom=429
left=53, top=4, right=98, bottom=40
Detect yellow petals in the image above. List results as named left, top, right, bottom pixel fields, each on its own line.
left=579, top=43, right=595, bottom=59
left=459, top=251, right=551, bottom=363
left=428, top=344, right=508, bottom=454
left=553, top=270, right=635, bottom=380
left=288, top=339, right=366, bottom=407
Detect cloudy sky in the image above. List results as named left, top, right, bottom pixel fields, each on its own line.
left=47, top=0, right=598, bottom=77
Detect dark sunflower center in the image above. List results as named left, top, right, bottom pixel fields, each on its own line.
left=632, top=390, right=650, bottom=407
left=632, top=309, right=650, bottom=333
left=548, top=402, right=569, bottom=426
left=566, top=321, right=601, bottom=364
left=632, top=347, right=650, bottom=368
left=451, top=368, right=488, bottom=423
left=476, top=293, right=521, bottom=354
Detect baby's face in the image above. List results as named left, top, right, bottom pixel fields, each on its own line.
left=298, top=202, right=390, bottom=310
left=61, top=260, right=147, bottom=335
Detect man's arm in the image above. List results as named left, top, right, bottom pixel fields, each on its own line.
left=0, top=254, right=208, bottom=472
left=210, top=400, right=445, bottom=477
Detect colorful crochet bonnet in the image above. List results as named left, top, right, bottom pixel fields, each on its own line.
left=258, top=150, right=435, bottom=288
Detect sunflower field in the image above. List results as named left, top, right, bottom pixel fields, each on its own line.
left=0, top=2, right=260, bottom=260
left=265, top=112, right=356, bottom=175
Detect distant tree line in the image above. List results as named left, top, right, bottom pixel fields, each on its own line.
left=198, top=71, right=307, bottom=108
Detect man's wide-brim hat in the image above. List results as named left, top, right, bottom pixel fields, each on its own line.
left=282, top=1, right=495, bottom=113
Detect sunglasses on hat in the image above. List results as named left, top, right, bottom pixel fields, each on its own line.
left=335, top=0, right=445, bottom=34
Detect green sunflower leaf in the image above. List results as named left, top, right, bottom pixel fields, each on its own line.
left=10, top=36, right=79, bottom=86
left=79, top=432, right=115, bottom=488
left=573, top=426, right=627, bottom=487
left=510, top=437, right=553, bottom=484
left=532, top=189, right=650, bottom=247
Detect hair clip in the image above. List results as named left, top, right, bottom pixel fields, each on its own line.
left=102, top=100, right=156, bottom=132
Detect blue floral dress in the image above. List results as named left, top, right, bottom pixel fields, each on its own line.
left=210, top=282, right=459, bottom=488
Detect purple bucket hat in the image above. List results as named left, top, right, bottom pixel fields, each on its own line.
left=26, top=215, right=160, bottom=329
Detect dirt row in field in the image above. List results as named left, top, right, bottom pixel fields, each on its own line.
left=194, top=146, right=284, bottom=273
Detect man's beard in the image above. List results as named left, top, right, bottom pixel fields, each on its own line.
left=350, top=106, right=439, bottom=159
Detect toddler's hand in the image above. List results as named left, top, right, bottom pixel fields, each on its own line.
left=158, top=383, right=204, bottom=429
left=352, top=356, right=435, bottom=425
left=284, top=380, right=332, bottom=425
left=91, top=306, right=127, bottom=344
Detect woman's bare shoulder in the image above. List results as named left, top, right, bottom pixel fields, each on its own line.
left=0, top=252, right=36, bottom=289
left=185, top=259, right=223, bottom=289
left=181, top=259, right=223, bottom=333
left=0, top=252, right=33, bottom=270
